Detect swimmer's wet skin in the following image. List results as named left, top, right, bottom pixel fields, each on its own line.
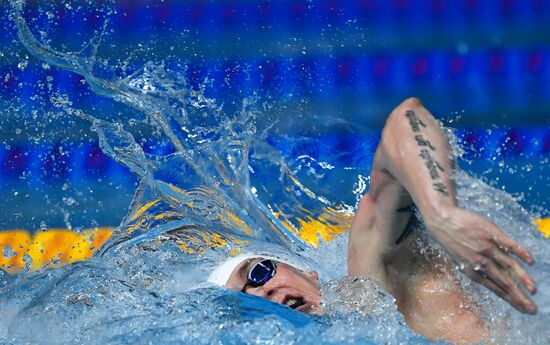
left=209, top=253, right=323, bottom=315
left=210, top=98, right=541, bottom=345
left=347, top=98, right=539, bottom=343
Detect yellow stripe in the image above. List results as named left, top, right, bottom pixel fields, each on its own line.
left=0, top=230, right=29, bottom=273
left=128, top=198, right=161, bottom=222
left=1, top=216, right=546, bottom=275
left=274, top=206, right=353, bottom=248
left=0, top=228, right=113, bottom=274
left=535, top=217, right=550, bottom=238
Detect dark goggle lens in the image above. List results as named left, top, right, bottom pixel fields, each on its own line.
left=247, top=260, right=277, bottom=287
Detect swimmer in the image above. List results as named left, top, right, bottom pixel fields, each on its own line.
left=209, top=98, right=538, bottom=344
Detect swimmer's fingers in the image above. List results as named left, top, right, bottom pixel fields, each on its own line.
left=493, top=247, right=537, bottom=295
left=492, top=232, right=535, bottom=265
left=467, top=257, right=537, bottom=314
left=467, top=270, right=520, bottom=312
left=486, top=259, right=537, bottom=314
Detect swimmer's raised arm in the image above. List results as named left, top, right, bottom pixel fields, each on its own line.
left=348, top=97, right=537, bottom=314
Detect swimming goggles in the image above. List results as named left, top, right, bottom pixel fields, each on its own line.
left=241, top=259, right=277, bottom=292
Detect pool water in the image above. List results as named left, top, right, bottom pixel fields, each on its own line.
left=1, top=1, right=549, bottom=344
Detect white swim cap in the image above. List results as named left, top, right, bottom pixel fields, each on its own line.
left=207, top=252, right=306, bottom=287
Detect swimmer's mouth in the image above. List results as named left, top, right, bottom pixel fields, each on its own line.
left=283, top=296, right=306, bottom=310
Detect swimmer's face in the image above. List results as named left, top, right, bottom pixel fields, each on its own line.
left=225, top=258, right=323, bottom=315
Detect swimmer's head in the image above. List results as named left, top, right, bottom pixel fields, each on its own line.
left=208, top=253, right=323, bottom=315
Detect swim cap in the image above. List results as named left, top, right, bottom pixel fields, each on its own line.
left=207, top=252, right=306, bottom=287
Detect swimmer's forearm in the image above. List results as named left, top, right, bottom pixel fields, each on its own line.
left=372, top=98, right=538, bottom=315
left=377, top=97, right=457, bottom=226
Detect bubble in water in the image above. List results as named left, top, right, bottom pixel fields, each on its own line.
left=40, top=221, right=48, bottom=231
left=17, top=60, right=28, bottom=71
left=2, top=245, right=17, bottom=259
left=62, top=197, right=77, bottom=206
left=22, top=254, right=33, bottom=271
left=50, top=93, right=72, bottom=108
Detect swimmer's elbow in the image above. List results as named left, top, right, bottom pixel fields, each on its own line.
left=384, top=97, right=423, bottom=128
left=380, top=98, right=424, bottom=154
left=378, top=97, right=446, bottom=174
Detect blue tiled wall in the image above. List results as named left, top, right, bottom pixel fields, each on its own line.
left=1, top=0, right=548, bottom=227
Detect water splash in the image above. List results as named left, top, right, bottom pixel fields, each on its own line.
left=1, top=1, right=549, bottom=345
left=11, top=0, right=327, bottom=253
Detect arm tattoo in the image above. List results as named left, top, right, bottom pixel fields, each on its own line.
left=404, top=109, right=450, bottom=197
left=414, top=134, right=436, bottom=151
left=405, top=110, right=426, bottom=132
left=432, top=182, right=450, bottom=196
left=419, top=149, right=445, bottom=179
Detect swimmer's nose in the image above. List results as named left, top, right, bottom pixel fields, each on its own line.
left=258, top=286, right=276, bottom=299
left=246, top=285, right=278, bottom=301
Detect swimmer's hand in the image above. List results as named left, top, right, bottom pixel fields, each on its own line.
left=368, top=97, right=537, bottom=315
left=425, top=206, right=538, bottom=314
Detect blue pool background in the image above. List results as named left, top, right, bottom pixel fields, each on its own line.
left=0, top=0, right=549, bottom=232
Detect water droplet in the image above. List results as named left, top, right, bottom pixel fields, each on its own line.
left=23, top=254, right=33, bottom=270
left=2, top=245, right=16, bottom=259
left=17, top=60, right=28, bottom=71
left=62, top=197, right=77, bottom=206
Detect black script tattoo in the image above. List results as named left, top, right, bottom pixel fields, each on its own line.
left=415, top=134, right=436, bottom=151
left=433, top=182, right=450, bottom=196
left=405, top=110, right=426, bottom=133
left=419, top=149, right=445, bottom=179
left=404, top=109, right=449, bottom=197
